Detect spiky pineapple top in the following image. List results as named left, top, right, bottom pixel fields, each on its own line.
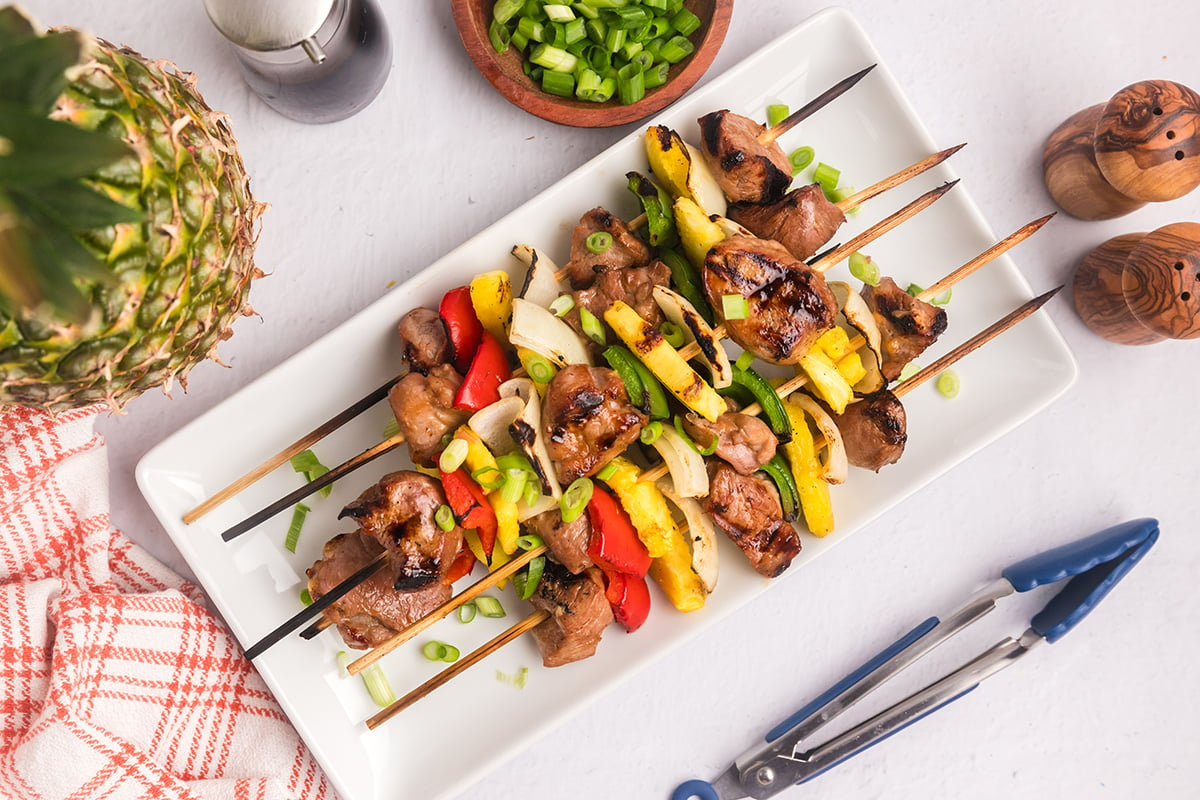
left=0, top=7, right=265, bottom=412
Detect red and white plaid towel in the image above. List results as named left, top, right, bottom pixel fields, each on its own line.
left=0, top=405, right=337, bottom=800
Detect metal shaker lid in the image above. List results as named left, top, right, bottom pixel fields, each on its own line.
left=202, top=0, right=336, bottom=52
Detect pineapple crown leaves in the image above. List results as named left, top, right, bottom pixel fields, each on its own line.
left=0, top=6, right=139, bottom=322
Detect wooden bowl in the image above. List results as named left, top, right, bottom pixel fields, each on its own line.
left=451, top=0, right=734, bottom=128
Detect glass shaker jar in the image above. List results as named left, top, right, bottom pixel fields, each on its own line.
left=202, top=0, right=392, bottom=124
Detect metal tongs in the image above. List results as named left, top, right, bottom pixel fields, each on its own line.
left=672, top=518, right=1159, bottom=800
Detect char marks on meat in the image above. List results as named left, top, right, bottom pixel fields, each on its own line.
left=542, top=365, right=647, bottom=481
left=307, top=532, right=452, bottom=649
left=683, top=412, right=778, bottom=475
left=862, top=276, right=948, bottom=380
left=728, top=183, right=847, bottom=262
left=388, top=364, right=469, bottom=467
left=703, top=236, right=837, bottom=365
left=529, top=561, right=614, bottom=667
left=338, top=470, right=462, bottom=589
left=837, top=390, right=907, bottom=472
left=528, top=508, right=594, bottom=574
left=396, top=307, right=451, bottom=375
left=697, top=110, right=793, bottom=205
left=564, top=207, right=653, bottom=289
left=570, top=260, right=672, bottom=341
left=703, top=463, right=801, bottom=578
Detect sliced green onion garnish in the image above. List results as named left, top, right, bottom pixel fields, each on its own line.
left=579, top=307, right=606, bottom=345
left=936, top=370, right=961, bottom=398
left=897, top=362, right=921, bottom=382
left=476, top=595, right=507, bottom=619
left=284, top=502, right=311, bottom=553
left=767, top=103, right=789, bottom=128
left=360, top=663, right=396, bottom=707
left=457, top=601, right=478, bottom=624
left=290, top=448, right=332, bottom=497
left=435, top=504, right=456, bottom=532
left=550, top=294, right=576, bottom=316
left=830, top=184, right=858, bottom=212
left=524, top=351, right=557, bottom=384
left=640, top=419, right=663, bottom=445
left=932, top=287, right=953, bottom=306
left=734, top=351, right=755, bottom=372
left=300, top=587, right=313, bottom=606
left=722, top=293, right=750, bottom=320
left=501, top=468, right=529, bottom=503
left=813, top=162, right=841, bottom=190
left=596, top=461, right=619, bottom=481
left=585, top=230, right=613, bottom=253
left=670, top=7, right=701, bottom=35
left=849, top=252, right=880, bottom=287
left=789, top=146, right=815, bottom=175
left=438, top=438, right=469, bottom=473
left=660, top=321, right=685, bottom=348
left=471, top=465, right=506, bottom=490
left=382, top=415, right=402, bottom=440
left=906, top=282, right=923, bottom=296
left=541, top=69, right=575, bottom=97
left=441, top=644, right=461, bottom=663
left=517, top=533, right=545, bottom=551
left=560, top=476, right=594, bottom=523
left=543, top=3, right=575, bottom=21
left=515, top=555, right=546, bottom=600
left=524, top=480, right=541, bottom=507
left=495, top=666, right=529, bottom=688
left=336, top=650, right=350, bottom=678
left=423, top=640, right=448, bottom=661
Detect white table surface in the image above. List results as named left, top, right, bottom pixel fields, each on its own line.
left=23, top=1, right=1200, bottom=798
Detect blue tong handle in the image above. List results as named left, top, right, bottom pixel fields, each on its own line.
left=671, top=518, right=1159, bottom=800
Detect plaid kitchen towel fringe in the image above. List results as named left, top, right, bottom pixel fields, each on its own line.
left=0, top=405, right=337, bottom=800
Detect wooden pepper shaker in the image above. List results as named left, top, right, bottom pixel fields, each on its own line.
left=1043, top=80, right=1200, bottom=220
left=1072, top=222, right=1200, bottom=344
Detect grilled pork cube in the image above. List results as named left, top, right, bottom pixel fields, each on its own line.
left=571, top=260, right=672, bottom=338
left=703, top=236, right=837, bottom=365
left=338, top=470, right=462, bottom=590
left=542, top=365, right=647, bottom=482
left=697, top=110, right=792, bottom=205
left=387, top=364, right=469, bottom=467
left=529, top=562, right=614, bottom=667
left=703, top=463, right=801, bottom=578
left=861, top=276, right=948, bottom=380
left=528, top=508, right=594, bottom=574
left=837, top=390, right=907, bottom=472
left=728, top=183, right=847, bottom=262
left=396, top=307, right=451, bottom=375
left=683, top=411, right=778, bottom=475
left=307, top=532, right=452, bottom=650
left=563, top=207, right=653, bottom=289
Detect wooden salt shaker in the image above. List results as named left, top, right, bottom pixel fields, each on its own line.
left=1072, top=222, right=1200, bottom=344
left=1044, top=80, right=1200, bottom=220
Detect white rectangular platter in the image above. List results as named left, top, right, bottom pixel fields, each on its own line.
left=136, top=8, right=1077, bottom=799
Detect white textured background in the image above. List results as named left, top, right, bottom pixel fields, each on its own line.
left=21, top=1, right=1200, bottom=798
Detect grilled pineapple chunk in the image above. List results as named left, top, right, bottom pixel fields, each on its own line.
left=603, top=300, right=726, bottom=421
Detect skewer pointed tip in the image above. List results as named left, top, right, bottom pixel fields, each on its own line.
left=1030, top=284, right=1065, bottom=309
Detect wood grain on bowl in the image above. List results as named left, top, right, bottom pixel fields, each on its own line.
left=452, top=0, right=733, bottom=127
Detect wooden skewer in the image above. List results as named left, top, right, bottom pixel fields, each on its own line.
left=182, top=377, right=401, bottom=524
left=674, top=180, right=960, bottom=364
left=759, top=64, right=877, bottom=145
left=220, top=434, right=406, bottom=542
left=360, top=289, right=1064, bottom=725
left=365, top=609, right=550, bottom=728
left=243, top=550, right=387, bottom=660
left=346, top=545, right=547, bottom=676
left=834, top=143, right=966, bottom=211
left=300, top=617, right=332, bottom=638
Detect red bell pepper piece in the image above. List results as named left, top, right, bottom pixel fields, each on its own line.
left=453, top=330, right=511, bottom=412
left=440, top=468, right=498, bottom=558
left=602, top=568, right=651, bottom=633
left=586, top=486, right=651, bottom=578
left=439, top=286, right=483, bottom=373
left=443, top=545, right=477, bottom=585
